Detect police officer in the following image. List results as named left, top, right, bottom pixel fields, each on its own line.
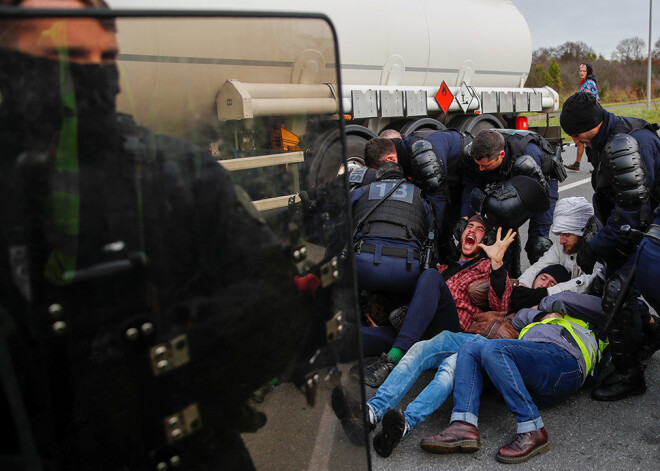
left=293, top=138, right=382, bottom=247
left=560, top=91, right=660, bottom=401
left=634, top=208, right=660, bottom=361
left=390, top=129, right=468, bottom=245
left=352, top=138, right=434, bottom=298
left=0, top=2, right=343, bottom=469
left=462, top=128, right=565, bottom=276
left=635, top=208, right=660, bottom=312
left=302, top=129, right=457, bottom=247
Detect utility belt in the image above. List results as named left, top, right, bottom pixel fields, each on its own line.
left=355, top=241, right=421, bottom=266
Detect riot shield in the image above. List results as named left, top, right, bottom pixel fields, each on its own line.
left=0, top=6, right=369, bottom=470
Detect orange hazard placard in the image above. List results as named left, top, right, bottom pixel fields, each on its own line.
left=435, top=81, right=454, bottom=114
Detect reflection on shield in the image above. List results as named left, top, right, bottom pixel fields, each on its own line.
left=0, top=8, right=366, bottom=471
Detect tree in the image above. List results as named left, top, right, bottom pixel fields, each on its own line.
left=612, top=37, right=647, bottom=62
left=532, top=47, right=557, bottom=63
left=556, top=41, right=596, bottom=62
left=545, top=60, right=562, bottom=89
left=654, top=37, right=660, bottom=60
left=526, top=64, right=546, bottom=87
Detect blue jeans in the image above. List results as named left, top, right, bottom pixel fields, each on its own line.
left=367, top=332, right=485, bottom=430
left=451, top=340, right=582, bottom=434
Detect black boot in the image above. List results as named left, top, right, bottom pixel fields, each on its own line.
left=593, top=305, right=646, bottom=401
left=331, top=386, right=373, bottom=446
left=591, top=366, right=646, bottom=401
left=373, top=409, right=407, bottom=458
left=640, top=321, right=660, bottom=360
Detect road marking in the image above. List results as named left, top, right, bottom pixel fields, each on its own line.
left=307, top=402, right=336, bottom=471
left=559, top=177, right=591, bottom=193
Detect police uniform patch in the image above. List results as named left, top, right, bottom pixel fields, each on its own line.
left=368, top=181, right=414, bottom=204
left=349, top=167, right=368, bottom=184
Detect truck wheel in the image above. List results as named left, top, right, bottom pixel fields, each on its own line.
left=380, top=119, right=412, bottom=135
left=447, top=114, right=502, bottom=136
left=399, top=118, right=446, bottom=136
left=305, top=125, right=377, bottom=188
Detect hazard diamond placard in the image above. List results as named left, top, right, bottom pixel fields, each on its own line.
left=435, top=81, right=454, bottom=114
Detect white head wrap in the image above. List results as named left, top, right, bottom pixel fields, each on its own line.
left=551, top=197, right=594, bottom=236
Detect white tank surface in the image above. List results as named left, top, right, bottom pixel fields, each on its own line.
left=107, top=0, right=556, bottom=137
left=111, top=14, right=339, bottom=135
left=109, top=0, right=532, bottom=89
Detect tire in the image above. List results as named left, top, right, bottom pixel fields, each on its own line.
left=305, top=125, right=376, bottom=188
left=399, top=118, right=446, bottom=137
left=381, top=119, right=413, bottom=135
left=447, top=114, right=502, bottom=136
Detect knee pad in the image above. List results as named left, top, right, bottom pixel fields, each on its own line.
left=602, top=271, right=627, bottom=316
left=411, top=139, right=445, bottom=194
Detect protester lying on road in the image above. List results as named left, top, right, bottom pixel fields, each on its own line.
left=419, top=292, right=606, bottom=465
left=332, top=265, right=583, bottom=458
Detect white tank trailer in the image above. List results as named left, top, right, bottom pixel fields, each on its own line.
left=107, top=0, right=559, bottom=192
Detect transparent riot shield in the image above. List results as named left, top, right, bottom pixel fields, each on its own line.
left=0, top=7, right=369, bottom=470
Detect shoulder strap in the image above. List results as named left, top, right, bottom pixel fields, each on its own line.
left=501, top=131, right=537, bottom=157
left=352, top=178, right=405, bottom=239
left=612, top=116, right=657, bottom=136
left=440, top=254, right=486, bottom=280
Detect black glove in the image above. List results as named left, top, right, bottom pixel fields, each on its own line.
left=511, top=286, right=548, bottom=312
left=576, top=242, right=598, bottom=274
left=586, top=274, right=605, bottom=297
left=297, top=190, right=316, bottom=211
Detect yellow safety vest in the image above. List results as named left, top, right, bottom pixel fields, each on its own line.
left=519, top=315, right=607, bottom=376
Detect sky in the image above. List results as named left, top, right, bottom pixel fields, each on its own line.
left=511, top=0, right=659, bottom=59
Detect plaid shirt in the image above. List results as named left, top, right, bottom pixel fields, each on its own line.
left=436, top=256, right=512, bottom=331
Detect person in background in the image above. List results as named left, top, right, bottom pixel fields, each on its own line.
left=565, top=63, right=599, bottom=172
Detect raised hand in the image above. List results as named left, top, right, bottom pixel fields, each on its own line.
left=478, top=227, right=516, bottom=270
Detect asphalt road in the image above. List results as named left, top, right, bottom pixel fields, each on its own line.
left=243, top=145, right=660, bottom=471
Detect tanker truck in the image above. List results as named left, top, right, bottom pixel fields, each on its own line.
left=108, top=0, right=559, bottom=210
left=0, top=6, right=555, bottom=470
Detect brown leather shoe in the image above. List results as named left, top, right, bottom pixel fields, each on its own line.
left=496, top=427, right=549, bottom=464
left=419, top=421, right=481, bottom=454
